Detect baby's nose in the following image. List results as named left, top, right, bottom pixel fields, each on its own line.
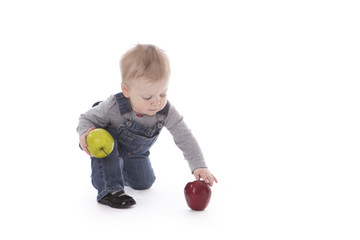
left=151, top=97, right=161, bottom=106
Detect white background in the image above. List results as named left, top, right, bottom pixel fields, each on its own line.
left=1, top=0, right=359, bottom=239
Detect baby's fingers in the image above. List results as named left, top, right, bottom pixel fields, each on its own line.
left=84, top=147, right=93, bottom=157
left=80, top=141, right=93, bottom=157
left=80, top=126, right=95, bottom=157
left=201, top=173, right=217, bottom=187
left=86, top=126, right=95, bottom=135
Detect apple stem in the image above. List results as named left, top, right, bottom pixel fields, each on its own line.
left=101, top=148, right=109, bottom=156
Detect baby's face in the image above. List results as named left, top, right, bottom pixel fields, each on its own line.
left=122, top=77, right=169, bottom=116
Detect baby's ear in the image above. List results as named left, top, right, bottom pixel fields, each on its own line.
left=121, top=83, right=130, bottom=98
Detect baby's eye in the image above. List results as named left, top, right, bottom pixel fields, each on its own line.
left=160, top=94, right=167, bottom=98
left=143, top=96, right=152, bottom=100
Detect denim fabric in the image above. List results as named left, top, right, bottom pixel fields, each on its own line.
left=90, top=93, right=168, bottom=201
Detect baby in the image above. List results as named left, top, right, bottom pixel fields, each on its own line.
left=77, top=44, right=217, bottom=208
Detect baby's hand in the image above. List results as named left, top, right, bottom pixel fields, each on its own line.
left=79, top=126, right=95, bottom=156
left=193, top=168, right=218, bottom=187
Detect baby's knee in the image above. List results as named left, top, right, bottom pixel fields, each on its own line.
left=131, top=176, right=156, bottom=190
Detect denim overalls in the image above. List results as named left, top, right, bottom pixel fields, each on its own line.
left=90, top=93, right=169, bottom=201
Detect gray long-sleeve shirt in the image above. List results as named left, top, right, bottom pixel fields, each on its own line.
left=76, top=94, right=207, bottom=172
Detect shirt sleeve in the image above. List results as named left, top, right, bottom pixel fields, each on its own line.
left=76, top=95, right=115, bottom=137
left=165, top=103, right=207, bottom=173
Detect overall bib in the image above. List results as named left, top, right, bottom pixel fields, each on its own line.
left=90, top=93, right=169, bottom=201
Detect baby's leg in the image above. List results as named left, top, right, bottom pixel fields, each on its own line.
left=122, top=152, right=156, bottom=190
left=90, top=131, right=125, bottom=202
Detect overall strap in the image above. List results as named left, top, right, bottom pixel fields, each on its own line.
left=115, top=92, right=132, bottom=114
left=157, top=101, right=170, bottom=116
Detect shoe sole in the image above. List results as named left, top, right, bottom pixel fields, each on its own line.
left=98, top=198, right=136, bottom=209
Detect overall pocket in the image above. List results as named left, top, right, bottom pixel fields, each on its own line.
left=118, top=130, right=159, bottom=154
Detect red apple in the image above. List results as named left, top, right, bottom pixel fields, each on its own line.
left=184, top=180, right=212, bottom=211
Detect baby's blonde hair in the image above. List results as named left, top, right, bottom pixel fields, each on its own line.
left=120, top=44, right=170, bottom=86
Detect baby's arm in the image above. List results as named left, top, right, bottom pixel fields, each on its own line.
left=77, top=96, right=114, bottom=156
left=165, top=104, right=218, bottom=186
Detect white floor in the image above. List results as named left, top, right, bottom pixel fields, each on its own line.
left=1, top=131, right=359, bottom=239
left=1, top=1, right=360, bottom=239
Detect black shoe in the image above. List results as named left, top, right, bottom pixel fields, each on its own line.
left=98, top=191, right=136, bottom=208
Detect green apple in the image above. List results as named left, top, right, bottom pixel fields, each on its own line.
left=86, top=128, right=114, bottom=158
